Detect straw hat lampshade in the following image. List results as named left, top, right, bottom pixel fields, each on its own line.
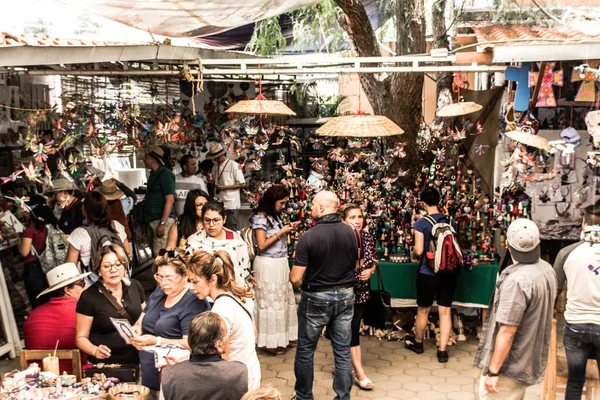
left=436, top=72, right=483, bottom=118
left=505, top=128, right=551, bottom=151
left=316, top=113, right=404, bottom=137
left=316, top=74, right=404, bottom=138
left=225, top=77, right=295, bottom=116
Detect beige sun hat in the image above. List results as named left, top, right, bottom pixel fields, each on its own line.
left=43, top=178, right=77, bottom=195
left=37, top=263, right=90, bottom=298
left=505, top=129, right=551, bottom=151
left=205, top=143, right=227, bottom=160
left=95, top=179, right=125, bottom=201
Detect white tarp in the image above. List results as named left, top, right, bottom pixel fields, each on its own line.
left=55, top=0, right=319, bottom=37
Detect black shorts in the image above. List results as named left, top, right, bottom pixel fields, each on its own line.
left=416, top=273, right=459, bottom=308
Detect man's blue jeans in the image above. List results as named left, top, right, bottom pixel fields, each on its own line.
left=563, top=323, right=600, bottom=400
left=294, top=288, right=354, bottom=400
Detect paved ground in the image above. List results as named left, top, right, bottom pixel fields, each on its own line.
left=256, top=335, right=548, bottom=400
left=0, top=334, right=554, bottom=400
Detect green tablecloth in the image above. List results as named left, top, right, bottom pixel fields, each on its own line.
left=371, top=261, right=499, bottom=308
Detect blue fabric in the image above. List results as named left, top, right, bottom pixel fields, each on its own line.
left=140, top=287, right=210, bottom=390
left=414, top=214, right=448, bottom=276
left=294, top=289, right=354, bottom=400
left=250, top=214, right=287, bottom=258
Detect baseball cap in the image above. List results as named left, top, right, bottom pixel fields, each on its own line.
left=506, top=218, right=541, bottom=264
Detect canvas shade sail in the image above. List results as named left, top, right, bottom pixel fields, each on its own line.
left=56, top=0, right=320, bottom=37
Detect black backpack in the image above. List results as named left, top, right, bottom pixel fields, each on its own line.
left=82, top=225, right=131, bottom=276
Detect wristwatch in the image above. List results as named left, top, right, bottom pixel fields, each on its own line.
left=160, top=221, right=167, bottom=226
left=486, top=370, right=500, bottom=377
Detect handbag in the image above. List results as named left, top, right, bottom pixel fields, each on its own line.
left=363, top=267, right=394, bottom=330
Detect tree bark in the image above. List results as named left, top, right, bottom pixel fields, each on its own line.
left=335, top=0, right=426, bottom=175
left=432, top=0, right=453, bottom=99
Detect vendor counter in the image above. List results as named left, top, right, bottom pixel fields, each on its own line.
left=289, top=259, right=498, bottom=309
left=371, top=261, right=498, bottom=308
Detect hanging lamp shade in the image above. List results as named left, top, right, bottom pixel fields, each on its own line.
left=225, top=93, right=296, bottom=116
left=436, top=102, right=483, bottom=118
left=505, top=129, right=551, bottom=151
left=316, top=113, right=404, bottom=137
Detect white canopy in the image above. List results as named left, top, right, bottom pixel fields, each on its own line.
left=56, top=0, right=319, bottom=37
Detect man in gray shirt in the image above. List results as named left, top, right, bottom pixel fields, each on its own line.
left=161, top=311, right=248, bottom=400
left=474, top=218, right=557, bottom=399
left=553, top=206, right=600, bottom=399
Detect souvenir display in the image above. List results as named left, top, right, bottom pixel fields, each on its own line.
left=572, top=63, right=600, bottom=103
left=528, top=62, right=564, bottom=108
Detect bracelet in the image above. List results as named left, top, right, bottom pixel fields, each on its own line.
left=486, top=370, right=499, bottom=377
left=156, top=336, right=162, bottom=346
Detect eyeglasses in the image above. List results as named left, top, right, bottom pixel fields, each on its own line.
left=71, top=279, right=85, bottom=288
left=154, top=274, right=180, bottom=284
left=100, top=262, right=124, bottom=272
left=195, top=203, right=205, bottom=208
left=203, top=218, right=223, bottom=225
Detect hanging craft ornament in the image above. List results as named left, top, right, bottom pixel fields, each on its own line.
left=436, top=73, right=483, bottom=118
left=528, top=62, right=563, bottom=107
left=505, top=63, right=532, bottom=112
left=571, top=63, right=600, bottom=103
left=316, top=74, right=403, bottom=137
left=586, top=110, right=600, bottom=147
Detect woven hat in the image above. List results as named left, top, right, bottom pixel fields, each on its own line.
left=37, top=263, right=90, bottom=298
left=147, top=145, right=166, bottom=166
left=205, top=143, right=227, bottom=160
left=316, top=114, right=404, bottom=137
left=506, top=218, right=541, bottom=264
left=225, top=99, right=296, bottom=116
left=43, top=178, right=76, bottom=195
left=95, top=179, right=124, bottom=201
left=437, top=102, right=483, bottom=118
left=505, top=129, right=551, bottom=151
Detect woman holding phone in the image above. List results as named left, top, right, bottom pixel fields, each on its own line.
left=250, top=184, right=298, bottom=355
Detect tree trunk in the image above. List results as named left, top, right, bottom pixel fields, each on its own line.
left=335, top=0, right=425, bottom=174
left=432, top=0, right=453, bottom=100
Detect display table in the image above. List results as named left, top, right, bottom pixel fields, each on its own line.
left=371, top=261, right=499, bottom=308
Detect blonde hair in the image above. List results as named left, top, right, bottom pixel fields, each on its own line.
left=152, top=248, right=187, bottom=275
left=187, top=250, right=253, bottom=302
left=241, top=385, right=282, bottom=400
left=93, top=244, right=128, bottom=275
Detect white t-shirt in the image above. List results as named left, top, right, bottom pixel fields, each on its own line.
left=212, top=159, right=245, bottom=210
left=68, top=221, right=127, bottom=268
left=562, top=242, right=600, bottom=325
left=212, top=295, right=260, bottom=390
left=174, top=174, right=208, bottom=216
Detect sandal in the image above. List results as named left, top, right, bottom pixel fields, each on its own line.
left=354, top=376, right=374, bottom=390
left=265, top=348, right=285, bottom=356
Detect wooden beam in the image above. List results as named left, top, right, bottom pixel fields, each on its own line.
left=455, top=52, right=494, bottom=64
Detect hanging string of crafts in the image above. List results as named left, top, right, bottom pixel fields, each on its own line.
left=436, top=73, right=482, bottom=118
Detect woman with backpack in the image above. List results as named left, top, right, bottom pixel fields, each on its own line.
left=65, top=191, right=131, bottom=283
left=185, top=201, right=252, bottom=289
left=18, top=196, right=58, bottom=308
left=165, top=189, right=210, bottom=250
left=249, top=184, right=298, bottom=355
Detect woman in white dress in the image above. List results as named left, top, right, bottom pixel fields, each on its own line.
left=185, top=201, right=251, bottom=288
left=250, top=184, right=298, bottom=355
left=187, top=250, right=261, bottom=390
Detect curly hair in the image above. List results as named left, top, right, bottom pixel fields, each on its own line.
left=153, top=248, right=188, bottom=275
left=241, top=385, right=282, bottom=400
left=186, top=250, right=253, bottom=302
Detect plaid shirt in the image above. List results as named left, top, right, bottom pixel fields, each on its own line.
left=143, top=165, right=176, bottom=223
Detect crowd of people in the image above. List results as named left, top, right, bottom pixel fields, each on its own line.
left=14, top=144, right=600, bottom=400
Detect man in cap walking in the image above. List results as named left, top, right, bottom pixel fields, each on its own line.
left=474, top=218, right=557, bottom=399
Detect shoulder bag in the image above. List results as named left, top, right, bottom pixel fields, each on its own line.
left=363, top=267, right=394, bottom=330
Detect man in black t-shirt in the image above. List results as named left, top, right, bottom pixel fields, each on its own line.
left=290, top=191, right=357, bottom=400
